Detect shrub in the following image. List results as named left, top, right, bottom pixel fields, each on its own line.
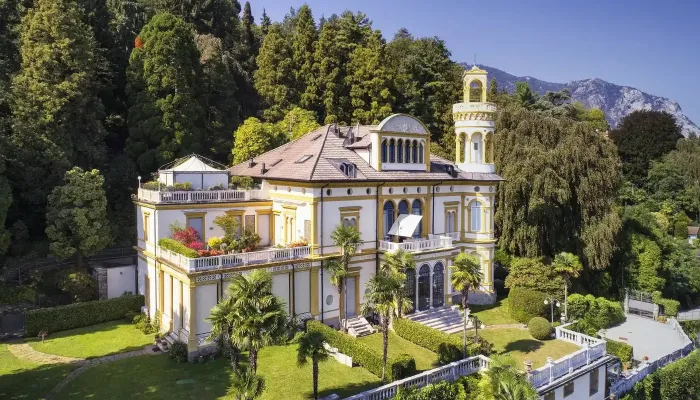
left=567, top=320, right=598, bottom=336
left=0, top=286, right=36, bottom=305
left=230, top=175, right=254, bottom=189
left=158, top=238, right=199, bottom=258
left=606, top=338, right=633, bottom=363
left=172, top=226, right=201, bottom=246
left=197, top=249, right=223, bottom=257
left=25, top=295, right=144, bottom=336
left=58, top=270, right=98, bottom=303
left=207, top=236, right=223, bottom=250
left=213, top=214, right=240, bottom=238
left=567, top=293, right=588, bottom=320
left=659, top=349, right=700, bottom=399
left=169, top=340, right=188, bottom=363
left=393, top=318, right=490, bottom=364
left=392, top=354, right=417, bottom=380
left=652, top=291, right=680, bottom=317
left=307, top=320, right=415, bottom=381
left=124, top=311, right=136, bottom=322
left=508, top=287, right=547, bottom=323
left=528, top=317, right=552, bottom=340
left=586, top=297, right=625, bottom=328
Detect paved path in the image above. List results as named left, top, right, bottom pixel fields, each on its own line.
left=483, top=323, right=526, bottom=330
left=7, top=341, right=160, bottom=399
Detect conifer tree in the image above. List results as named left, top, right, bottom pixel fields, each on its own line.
left=0, top=156, right=11, bottom=256
left=292, top=5, right=317, bottom=111
left=260, top=8, right=271, bottom=36
left=9, top=0, right=107, bottom=231
left=235, top=1, right=260, bottom=119
left=347, top=31, right=393, bottom=124
left=313, top=15, right=345, bottom=123
left=254, top=24, right=295, bottom=121
left=126, top=12, right=205, bottom=173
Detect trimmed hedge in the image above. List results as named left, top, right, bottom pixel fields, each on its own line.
left=528, top=317, right=552, bottom=340
left=25, top=295, right=144, bottom=336
left=606, top=338, right=633, bottom=363
left=158, top=238, right=199, bottom=258
left=307, top=321, right=416, bottom=381
left=652, top=291, right=680, bottom=317
left=393, top=317, right=491, bottom=364
left=567, top=294, right=625, bottom=330
left=508, top=287, right=547, bottom=324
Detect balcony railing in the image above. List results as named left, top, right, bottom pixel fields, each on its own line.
left=445, top=231, right=461, bottom=241
left=157, top=245, right=311, bottom=273
left=378, top=235, right=453, bottom=253
left=452, top=102, right=497, bottom=114
left=137, top=188, right=261, bottom=204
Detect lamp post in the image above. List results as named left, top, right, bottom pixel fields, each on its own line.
left=544, top=297, right=560, bottom=324
left=137, top=176, right=142, bottom=189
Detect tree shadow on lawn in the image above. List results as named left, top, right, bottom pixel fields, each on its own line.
left=469, top=297, right=508, bottom=313
left=317, top=380, right=383, bottom=400
left=0, top=361, right=77, bottom=400
left=502, top=339, right=543, bottom=355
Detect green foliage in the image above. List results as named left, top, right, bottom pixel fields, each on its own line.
left=392, top=318, right=490, bottom=363
left=275, top=107, right=320, bottom=140
left=255, top=23, right=296, bottom=120
left=158, top=238, right=199, bottom=258
left=395, top=379, right=468, bottom=400
left=346, top=30, right=394, bottom=124
left=477, top=355, right=538, bottom=400
left=568, top=294, right=625, bottom=330
left=620, top=373, right=661, bottom=400
left=0, top=285, right=37, bottom=305
left=610, top=110, right=683, bottom=186
left=45, top=168, right=111, bottom=264
left=126, top=12, right=205, bottom=173
left=232, top=117, right=280, bottom=164
left=505, top=257, right=564, bottom=298
left=606, top=338, right=633, bottom=363
left=307, top=320, right=415, bottom=381
left=391, top=354, right=417, bottom=381
left=652, top=291, right=680, bottom=317
left=528, top=317, right=552, bottom=340
left=230, top=176, right=255, bottom=189
left=507, top=287, right=547, bottom=324
left=450, top=252, right=483, bottom=310
left=227, top=365, right=266, bottom=400
left=169, top=340, right=188, bottom=363
left=58, top=270, right=98, bottom=303
left=213, top=214, right=241, bottom=238
left=495, top=107, right=621, bottom=272
left=0, top=157, right=11, bottom=256
left=566, top=294, right=589, bottom=320
left=659, top=350, right=700, bottom=400
left=25, top=294, right=144, bottom=336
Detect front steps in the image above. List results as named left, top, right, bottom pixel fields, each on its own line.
left=406, top=306, right=472, bottom=334
left=343, top=316, right=377, bottom=338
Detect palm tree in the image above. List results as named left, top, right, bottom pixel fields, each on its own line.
left=384, top=249, right=415, bottom=318
left=227, top=366, right=266, bottom=400
left=206, top=295, right=241, bottom=369
left=552, top=252, right=582, bottom=322
left=450, top=252, right=483, bottom=357
left=228, top=270, right=287, bottom=372
left=477, top=356, right=537, bottom=400
left=297, top=331, right=330, bottom=400
left=361, top=269, right=401, bottom=380
left=326, top=258, right=348, bottom=332
left=330, top=224, right=361, bottom=333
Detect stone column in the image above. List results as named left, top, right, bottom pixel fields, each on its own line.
left=415, top=269, right=419, bottom=312
left=187, top=282, right=198, bottom=361
left=429, top=267, right=434, bottom=309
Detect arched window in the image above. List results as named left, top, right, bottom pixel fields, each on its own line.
left=412, top=199, right=422, bottom=238
left=405, top=269, right=416, bottom=314
left=383, top=202, right=395, bottom=239
left=471, top=132, right=482, bottom=163
left=389, top=139, right=396, bottom=163
left=412, top=140, right=418, bottom=164
left=405, top=141, right=411, bottom=163
left=418, top=264, right=430, bottom=311
left=398, top=200, right=409, bottom=216
left=419, top=142, right=424, bottom=163
left=471, top=201, right=482, bottom=232
left=397, top=139, right=404, bottom=163
left=446, top=211, right=456, bottom=233
left=432, top=262, right=444, bottom=307
left=381, top=140, right=387, bottom=163
left=469, top=80, right=483, bottom=103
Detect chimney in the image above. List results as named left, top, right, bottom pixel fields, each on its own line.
left=248, top=158, right=254, bottom=168
left=261, top=162, right=266, bottom=174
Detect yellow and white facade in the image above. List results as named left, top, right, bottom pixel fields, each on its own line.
left=133, top=68, right=502, bottom=356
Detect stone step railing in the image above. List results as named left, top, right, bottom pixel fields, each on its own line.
left=529, top=323, right=608, bottom=389
left=137, top=188, right=261, bottom=204
left=157, top=245, right=311, bottom=272
left=378, top=235, right=453, bottom=253
left=344, top=355, right=491, bottom=400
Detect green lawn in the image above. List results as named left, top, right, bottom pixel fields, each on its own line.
left=468, top=298, right=519, bottom=326
left=27, top=320, right=154, bottom=359
left=358, top=331, right=439, bottom=371
left=0, top=344, right=76, bottom=400
left=57, top=343, right=382, bottom=399
left=471, top=328, right=580, bottom=369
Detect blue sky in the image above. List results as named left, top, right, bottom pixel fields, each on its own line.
left=249, top=0, right=700, bottom=124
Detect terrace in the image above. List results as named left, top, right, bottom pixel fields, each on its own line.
left=136, top=188, right=262, bottom=204
left=378, top=234, right=455, bottom=253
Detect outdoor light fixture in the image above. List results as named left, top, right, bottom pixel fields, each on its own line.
left=137, top=176, right=142, bottom=188
left=544, top=297, right=561, bottom=324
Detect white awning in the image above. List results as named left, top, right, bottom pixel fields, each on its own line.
left=388, top=214, right=423, bottom=237
left=163, top=155, right=224, bottom=172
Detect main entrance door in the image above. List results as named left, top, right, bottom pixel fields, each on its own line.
left=346, top=277, right=356, bottom=317
left=418, top=264, right=431, bottom=311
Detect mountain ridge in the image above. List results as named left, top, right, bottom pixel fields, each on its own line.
left=463, top=64, right=699, bottom=137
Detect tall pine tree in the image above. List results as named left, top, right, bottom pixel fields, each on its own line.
left=235, top=1, right=260, bottom=119
left=292, top=4, right=317, bottom=111
left=346, top=30, right=393, bottom=124
left=254, top=23, right=295, bottom=121
left=126, top=12, right=205, bottom=174
left=9, top=0, right=107, bottom=233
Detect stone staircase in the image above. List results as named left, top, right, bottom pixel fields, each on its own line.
left=406, top=306, right=471, bottom=334
left=343, top=316, right=377, bottom=338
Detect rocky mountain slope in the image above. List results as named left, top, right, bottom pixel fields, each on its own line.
left=465, top=64, right=699, bottom=136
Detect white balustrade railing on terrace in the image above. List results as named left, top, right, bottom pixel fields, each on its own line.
left=452, top=102, right=498, bottom=114
left=529, top=323, right=608, bottom=389
left=344, top=355, right=491, bottom=400
left=157, top=245, right=311, bottom=273
left=137, top=188, right=261, bottom=204
left=378, top=235, right=453, bottom=253
left=445, top=231, right=461, bottom=241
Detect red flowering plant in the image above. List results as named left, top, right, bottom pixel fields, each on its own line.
left=173, top=227, right=201, bottom=246
left=187, top=241, right=205, bottom=251
left=134, top=37, right=144, bottom=49
left=197, top=249, right=223, bottom=257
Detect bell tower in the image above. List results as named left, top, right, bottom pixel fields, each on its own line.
left=453, top=65, right=496, bottom=173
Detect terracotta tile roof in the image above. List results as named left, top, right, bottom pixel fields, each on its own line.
left=689, top=226, right=700, bottom=236
left=228, top=124, right=503, bottom=183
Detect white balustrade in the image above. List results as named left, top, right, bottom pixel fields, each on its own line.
left=445, top=231, right=461, bottom=241
left=157, top=244, right=311, bottom=272
left=137, top=188, right=261, bottom=204
left=452, top=102, right=498, bottom=114
left=344, top=355, right=491, bottom=400
left=378, top=235, right=454, bottom=253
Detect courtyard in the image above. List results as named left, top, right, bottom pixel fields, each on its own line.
left=602, top=314, right=692, bottom=362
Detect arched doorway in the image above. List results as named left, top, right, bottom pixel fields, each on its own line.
left=432, top=262, right=444, bottom=308
left=418, top=264, right=431, bottom=311
left=405, top=268, right=416, bottom=314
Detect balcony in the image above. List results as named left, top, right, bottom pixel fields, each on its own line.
left=156, top=245, right=311, bottom=273
left=452, top=102, right=497, bottom=114
left=137, top=188, right=262, bottom=204
left=378, top=234, right=454, bottom=253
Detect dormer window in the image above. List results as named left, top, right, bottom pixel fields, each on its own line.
left=339, top=162, right=357, bottom=178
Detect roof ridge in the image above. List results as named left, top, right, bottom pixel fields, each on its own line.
left=308, top=125, right=334, bottom=180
